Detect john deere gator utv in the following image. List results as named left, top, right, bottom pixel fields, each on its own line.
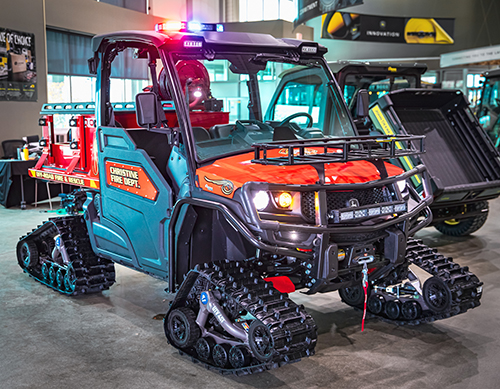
left=267, top=60, right=500, bottom=236
left=17, top=24, right=482, bottom=375
left=476, top=68, right=500, bottom=147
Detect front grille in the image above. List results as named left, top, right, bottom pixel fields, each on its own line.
left=301, top=187, right=393, bottom=223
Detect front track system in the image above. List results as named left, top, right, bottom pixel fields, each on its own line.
left=340, top=239, right=483, bottom=325
left=165, top=260, right=317, bottom=375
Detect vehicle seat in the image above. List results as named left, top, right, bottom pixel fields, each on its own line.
left=210, top=124, right=234, bottom=139
left=192, top=127, right=211, bottom=142
left=2, top=139, right=26, bottom=159
left=273, top=126, right=298, bottom=141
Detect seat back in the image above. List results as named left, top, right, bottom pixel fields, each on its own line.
left=2, top=139, right=26, bottom=159
left=210, top=124, right=234, bottom=139
left=192, top=127, right=211, bottom=142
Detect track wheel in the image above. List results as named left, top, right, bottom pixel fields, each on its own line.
left=41, top=238, right=55, bottom=256
left=41, top=263, right=49, bottom=280
left=367, top=294, right=384, bottom=314
left=339, top=283, right=365, bottom=307
left=229, top=346, right=251, bottom=369
left=64, top=265, right=77, bottom=293
left=423, top=277, right=452, bottom=314
left=402, top=301, right=421, bottom=320
left=212, top=344, right=231, bottom=368
left=195, top=337, right=216, bottom=361
left=56, top=268, right=64, bottom=289
left=49, top=265, right=57, bottom=285
left=385, top=300, right=401, bottom=320
left=165, top=307, right=200, bottom=349
left=17, top=241, right=38, bottom=269
left=248, top=321, right=274, bottom=362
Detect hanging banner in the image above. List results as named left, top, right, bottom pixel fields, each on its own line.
left=321, top=12, right=455, bottom=45
left=0, top=28, right=37, bottom=101
left=294, top=0, right=364, bottom=28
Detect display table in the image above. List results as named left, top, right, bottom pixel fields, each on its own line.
left=0, top=159, right=70, bottom=208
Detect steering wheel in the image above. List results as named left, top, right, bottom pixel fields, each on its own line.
left=278, top=112, right=314, bottom=128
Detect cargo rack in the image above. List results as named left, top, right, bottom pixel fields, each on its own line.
left=252, top=135, right=425, bottom=184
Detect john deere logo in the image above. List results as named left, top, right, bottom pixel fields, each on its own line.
left=348, top=198, right=359, bottom=208
left=204, top=176, right=234, bottom=195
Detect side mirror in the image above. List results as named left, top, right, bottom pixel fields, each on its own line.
left=356, top=89, right=370, bottom=118
left=136, top=92, right=159, bottom=129
left=87, top=55, right=99, bottom=75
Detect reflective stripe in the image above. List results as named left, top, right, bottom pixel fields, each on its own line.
left=370, top=105, right=422, bottom=186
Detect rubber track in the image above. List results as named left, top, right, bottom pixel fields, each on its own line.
left=17, top=216, right=115, bottom=295
left=344, top=239, right=483, bottom=326
left=168, top=260, right=317, bottom=375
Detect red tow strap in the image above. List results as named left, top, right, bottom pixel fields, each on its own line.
left=361, top=275, right=368, bottom=332
left=361, top=262, right=369, bottom=332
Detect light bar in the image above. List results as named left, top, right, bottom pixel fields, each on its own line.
left=155, top=21, right=224, bottom=33
left=335, top=202, right=407, bottom=223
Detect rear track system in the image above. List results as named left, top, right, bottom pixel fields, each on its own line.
left=17, top=216, right=115, bottom=295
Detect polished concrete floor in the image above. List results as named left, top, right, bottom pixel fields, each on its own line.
left=1, top=200, right=500, bottom=389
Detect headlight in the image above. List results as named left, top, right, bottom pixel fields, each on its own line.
left=253, top=191, right=269, bottom=211
left=397, top=180, right=406, bottom=193
left=276, top=192, right=293, bottom=208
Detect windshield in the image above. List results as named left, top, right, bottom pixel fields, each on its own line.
left=478, top=77, right=500, bottom=133
left=168, top=52, right=355, bottom=162
left=343, top=74, right=418, bottom=108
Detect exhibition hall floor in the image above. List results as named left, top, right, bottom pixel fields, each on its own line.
left=1, top=200, right=499, bottom=389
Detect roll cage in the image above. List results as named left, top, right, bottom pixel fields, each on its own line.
left=89, top=30, right=356, bottom=184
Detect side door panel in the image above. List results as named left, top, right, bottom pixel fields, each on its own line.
left=90, top=126, right=172, bottom=278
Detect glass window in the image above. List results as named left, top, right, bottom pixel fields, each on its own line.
left=98, top=0, right=147, bottom=13
left=279, top=0, right=297, bottom=22
left=47, top=74, right=71, bottom=103
left=343, top=74, right=418, bottom=107
left=110, top=78, right=125, bottom=102
left=239, top=0, right=297, bottom=22
left=71, top=76, right=96, bottom=102
left=247, top=0, right=264, bottom=22
left=47, top=74, right=147, bottom=104
left=46, top=29, right=93, bottom=77
left=168, top=52, right=355, bottom=162
left=273, top=79, right=324, bottom=124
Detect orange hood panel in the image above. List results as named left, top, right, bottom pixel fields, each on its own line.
left=197, top=149, right=404, bottom=198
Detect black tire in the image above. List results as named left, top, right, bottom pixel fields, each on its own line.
left=423, top=277, right=452, bottom=314
left=435, top=203, right=488, bottom=236
left=229, top=346, right=251, bottom=369
left=195, top=337, right=215, bottom=361
left=212, top=344, right=231, bottom=368
left=165, top=307, right=200, bottom=349
left=17, top=241, right=38, bottom=269
left=339, top=284, right=365, bottom=307
left=385, top=300, right=401, bottom=320
left=248, top=321, right=274, bottom=362
left=402, top=301, right=421, bottom=321
left=367, top=294, right=384, bottom=314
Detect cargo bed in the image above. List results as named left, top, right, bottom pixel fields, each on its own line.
left=370, top=89, right=500, bottom=206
